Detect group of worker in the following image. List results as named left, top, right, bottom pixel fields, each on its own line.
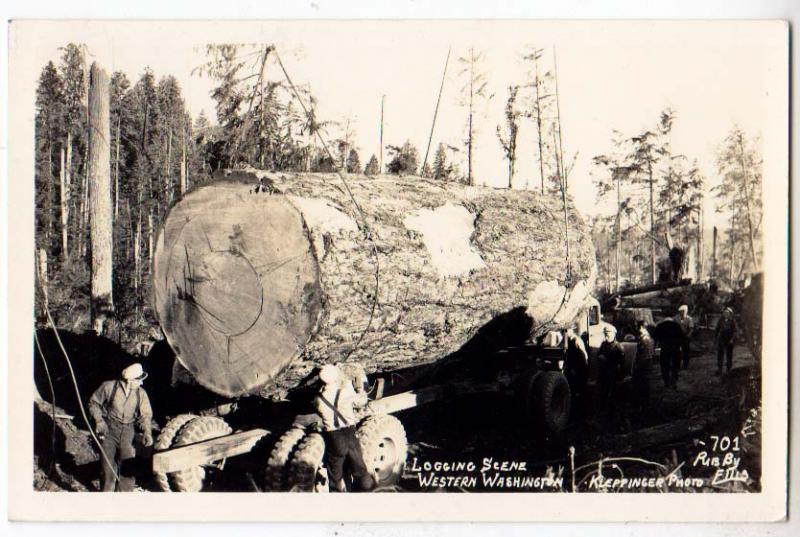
left=88, top=304, right=741, bottom=493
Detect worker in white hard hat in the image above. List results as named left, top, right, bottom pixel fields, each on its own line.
left=314, top=363, right=372, bottom=492
left=88, top=363, right=153, bottom=491
left=673, top=304, right=695, bottom=369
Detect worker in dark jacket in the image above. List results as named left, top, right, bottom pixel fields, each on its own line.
left=597, top=326, right=624, bottom=402
left=715, top=307, right=739, bottom=374
left=563, top=326, right=590, bottom=418
left=315, top=364, right=373, bottom=492
left=654, top=319, right=684, bottom=389
left=88, top=363, right=153, bottom=491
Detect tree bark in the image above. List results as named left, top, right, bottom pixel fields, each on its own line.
left=114, top=116, right=121, bottom=222
left=648, top=160, right=656, bottom=284
left=168, top=128, right=174, bottom=200
left=533, top=53, right=546, bottom=195
left=180, top=130, right=187, bottom=194
left=87, top=62, right=114, bottom=334
left=64, top=135, right=73, bottom=257
left=467, top=49, right=475, bottom=186
left=736, top=135, right=760, bottom=273
left=153, top=170, right=597, bottom=398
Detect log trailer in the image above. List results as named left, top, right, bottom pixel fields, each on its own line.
left=148, top=170, right=641, bottom=492
left=151, top=296, right=641, bottom=492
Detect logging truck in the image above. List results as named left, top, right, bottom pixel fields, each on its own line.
left=148, top=170, right=640, bottom=492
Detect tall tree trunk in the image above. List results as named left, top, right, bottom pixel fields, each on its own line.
left=166, top=128, right=173, bottom=203
left=59, top=147, right=68, bottom=257
left=65, top=135, right=73, bottom=257
left=615, top=172, right=621, bottom=292
left=467, top=49, right=475, bottom=186
left=46, top=143, right=53, bottom=249
left=80, top=149, right=90, bottom=258
left=379, top=95, right=385, bottom=174
left=87, top=63, right=114, bottom=334
left=736, top=135, right=760, bottom=273
left=697, top=202, right=704, bottom=280
left=711, top=226, right=718, bottom=279
left=134, top=214, right=141, bottom=292
left=114, top=116, right=121, bottom=222
left=180, top=130, right=187, bottom=194
left=533, top=53, right=546, bottom=195
left=648, top=160, right=656, bottom=284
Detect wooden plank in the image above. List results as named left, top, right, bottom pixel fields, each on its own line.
left=152, top=428, right=270, bottom=473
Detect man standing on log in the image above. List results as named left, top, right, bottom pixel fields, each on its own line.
left=315, top=364, right=373, bottom=492
left=88, top=363, right=153, bottom=491
left=674, top=304, right=695, bottom=369
left=715, top=307, right=739, bottom=375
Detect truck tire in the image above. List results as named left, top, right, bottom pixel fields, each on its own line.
left=264, top=426, right=306, bottom=491
left=287, top=432, right=327, bottom=492
left=356, top=415, right=408, bottom=489
left=526, top=371, right=571, bottom=433
left=169, top=416, right=233, bottom=492
left=153, top=413, right=199, bottom=492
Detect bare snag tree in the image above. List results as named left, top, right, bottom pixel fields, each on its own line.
left=497, top=85, right=521, bottom=189
left=87, top=62, right=114, bottom=334
left=457, top=48, right=490, bottom=186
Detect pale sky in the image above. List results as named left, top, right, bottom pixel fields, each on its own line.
left=17, top=20, right=787, bottom=229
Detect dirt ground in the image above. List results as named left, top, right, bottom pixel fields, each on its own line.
left=33, top=328, right=761, bottom=493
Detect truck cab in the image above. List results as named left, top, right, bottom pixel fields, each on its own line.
left=580, top=297, right=617, bottom=353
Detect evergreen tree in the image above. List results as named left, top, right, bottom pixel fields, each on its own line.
left=34, top=61, right=64, bottom=258
left=714, top=126, right=762, bottom=282
left=432, top=143, right=448, bottom=180
left=386, top=140, right=419, bottom=176
left=346, top=148, right=361, bottom=174
left=364, top=154, right=379, bottom=176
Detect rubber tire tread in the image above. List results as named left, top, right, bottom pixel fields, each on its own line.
left=356, top=415, right=408, bottom=488
left=287, top=432, right=326, bottom=492
left=153, top=413, right=199, bottom=492
left=532, top=371, right=571, bottom=433
left=170, top=416, right=232, bottom=492
left=264, top=426, right=306, bottom=491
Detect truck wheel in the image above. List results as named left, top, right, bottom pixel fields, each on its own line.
left=169, top=416, right=232, bottom=492
left=528, top=371, right=571, bottom=433
left=153, top=413, right=198, bottom=492
left=287, top=432, right=327, bottom=492
left=356, top=415, right=408, bottom=489
left=264, top=426, right=306, bottom=491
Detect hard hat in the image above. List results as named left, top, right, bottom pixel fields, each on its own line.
left=603, top=325, right=615, bottom=335
left=678, top=305, right=689, bottom=313
left=122, top=363, right=147, bottom=381
left=319, top=364, right=340, bottom=385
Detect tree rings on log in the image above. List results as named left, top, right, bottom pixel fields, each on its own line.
left=153, top=181, right=323, bottom=397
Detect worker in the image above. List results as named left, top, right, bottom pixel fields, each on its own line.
left=88, top=363, right=153, bottom=492
left=315, top=364, right=373, bottom=492
left=596, top=326, right=624, bottom=404
left=654, top=318, right=683, bottom=389
left=715, top=307, right=739, bottom=375
left=563, top=325, right=589, bottom=417
left=674, top=304, right=695, bottom=369
left=633, top=323, right=655, bottom=405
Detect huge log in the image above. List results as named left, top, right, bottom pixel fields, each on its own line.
left=152, top=170, right=597, bottom=398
